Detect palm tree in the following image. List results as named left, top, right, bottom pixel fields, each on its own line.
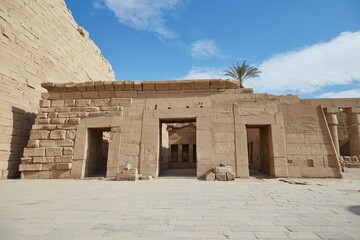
left=224, top=61, right=261, bottom=88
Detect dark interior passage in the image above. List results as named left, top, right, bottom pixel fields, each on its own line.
left=85, top=128, right=110, bottom=177
left=247, top=125, right=273, bottom=177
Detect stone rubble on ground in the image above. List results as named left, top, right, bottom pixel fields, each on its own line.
left=206, top=165, right=235, bottom=181
left=116, top=163, right=139, bottom=181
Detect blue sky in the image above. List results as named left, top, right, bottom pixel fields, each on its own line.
left=64, top=0, right=360, bottom=98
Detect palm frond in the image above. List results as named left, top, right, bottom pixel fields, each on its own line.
left=223, top=60, right=261, bottom=88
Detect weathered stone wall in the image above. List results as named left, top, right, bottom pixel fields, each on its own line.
left=169, top=124, right=196, bottom=145
left=19, top=80, right=355, bottom=179
left=281, top=104, right=340, bottom=177
left=19, top=80, right=239, bottom=179
left=160, top=123, right=170, bottom=172
left=0, top=0, right=115, bottom=178
left=301, top=99, right=360, bottom=159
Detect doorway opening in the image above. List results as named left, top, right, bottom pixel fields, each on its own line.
left=85, top=128, right=110, bottom=178
left=159, top=119, right=196, bottom=178
left=246, top=125, right=273, bottom=178
left=337, top=108, right=350, bottom=156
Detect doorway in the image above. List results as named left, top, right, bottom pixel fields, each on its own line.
left=337, top=108, right=350, bottom=156
left=159, top=119, right=196, bottom=177
left=85, top=128, right=110, bottom=177
left=246, top=125, right=273, bottom=177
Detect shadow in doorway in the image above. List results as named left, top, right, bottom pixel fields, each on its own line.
left=247, top=125, right=274, bottom=179
left=249, top=169, right=272, bottom=179
left=84, top=128, right=110, bottom=178
left=7, top=107, right=36, bottom=179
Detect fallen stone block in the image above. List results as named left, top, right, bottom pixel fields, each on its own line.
left=215, top=173, right=227, bottom=181
left=343, top=156, right=351, bottom=162
left=226, top=173, right=235, bottom=181
left=116, top=167, right=139, bottom=181
left=117, top=172, right=138, bottom=181
left=205, top=172, right=215, bottom=181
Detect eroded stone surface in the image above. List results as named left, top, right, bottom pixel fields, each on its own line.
left=1, top=1, right=359, bottom=181
left=18, top=80, right=360, bottom=180
left=0, top=0, right=115, bottom=179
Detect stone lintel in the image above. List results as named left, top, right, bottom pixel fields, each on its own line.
left=349, top=107, right=360, bottom=114
left=41, top=79, right=240, bottom=93
left=325, top=107, right=339, bottom=114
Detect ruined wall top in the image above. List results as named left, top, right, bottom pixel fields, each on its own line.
left=41, top=79, right=241, bottom=93
left=301, top=98, right=360, bottom=108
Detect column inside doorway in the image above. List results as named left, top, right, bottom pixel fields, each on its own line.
left=159, top=121, right=196, bottom=176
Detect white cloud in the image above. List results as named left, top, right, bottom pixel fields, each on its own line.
left=317, top=89, right=360, bottom=98
left=93, top=1, right=106, bottom=9
left=247, top=31, right=360, bottom=95
left=191, top=39, right=223, bottom=59
left=96, top=0, right=183, bottom=39
left=181, top=66, right=225, bottom=79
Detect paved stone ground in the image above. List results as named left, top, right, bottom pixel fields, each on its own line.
left=0, top=170, right=359, bottom=240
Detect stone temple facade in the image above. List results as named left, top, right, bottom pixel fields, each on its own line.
left=2, top=0, right=360, bottom=180
left=19, top=80, right=360, bottom=179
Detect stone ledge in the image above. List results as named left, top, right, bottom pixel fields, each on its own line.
left=41, top=79, right=240, bottom=92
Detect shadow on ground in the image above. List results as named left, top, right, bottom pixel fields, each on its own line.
left=347, top=205, right=360, bottom=216
left=158, top=169, right=196, bottom=179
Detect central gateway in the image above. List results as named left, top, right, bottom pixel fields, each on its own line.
left=159, top=119, right=197, bottom=177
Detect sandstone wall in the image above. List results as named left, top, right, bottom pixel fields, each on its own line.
left=301, top=99, right=360, bottom=158
left=281, top=104, right=340, bottom=177
left=169, top=124, right=196, bottom=145
left=19, top=80, right=240, bottom=179
left=0, top=0, right=115, bottom=178
left=160, top=124, right=170, bottom=172
left=19, top=80, right=346, bottom=179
